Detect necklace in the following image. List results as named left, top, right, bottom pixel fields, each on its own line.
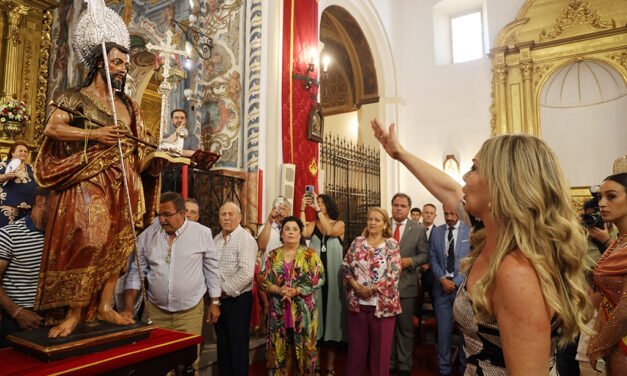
left=606, top=234, right=627, bottom=255
left=164, top=221, right=189, bottom=264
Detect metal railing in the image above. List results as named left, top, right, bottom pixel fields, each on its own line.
left=320, top=134, right=381, bottom=249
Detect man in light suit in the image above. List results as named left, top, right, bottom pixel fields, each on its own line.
left=389, top=193, right=429, bottom=376
left=430, top=204, right=469, bottom=376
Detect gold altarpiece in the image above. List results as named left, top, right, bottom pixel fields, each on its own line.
left=489, top=0, right=627, bottom=136
left=0, top=0, right=58, bottom=157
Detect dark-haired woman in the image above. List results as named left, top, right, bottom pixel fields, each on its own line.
left=588, top=173, right=627, bottom=375
left=258, top=216, right=325, bottom=375
left=301, top=193, right=346, bottom=375
left=0, top=141, right=36, bottom=227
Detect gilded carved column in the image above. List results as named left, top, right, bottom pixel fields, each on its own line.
left=520, top=62, right=535, bottom=135
left=35, top=9, right=53, bottom=142
left=1, top=1, right=30, bottom=99
left=494, top=67, right=508, bottom=134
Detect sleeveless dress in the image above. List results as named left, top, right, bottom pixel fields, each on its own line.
left=310, top=225, right=347, bottom=342
left=453, top=264, right=560, bottom=375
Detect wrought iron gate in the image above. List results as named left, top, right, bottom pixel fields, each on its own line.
left=320, top=134, right=381, bottom=249
left=161, top=167, right=245, bottom=235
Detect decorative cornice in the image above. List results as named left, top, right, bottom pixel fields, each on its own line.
left=539, top=0, right=616, bottom=42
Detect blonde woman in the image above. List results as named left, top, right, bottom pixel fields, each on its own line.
left=342, top=207, right=401, bottom=376
left=372, top=119, right=592, bottom=375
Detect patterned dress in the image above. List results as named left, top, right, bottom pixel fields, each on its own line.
left=258, top=245, right=325, bottom=375
left=453, top=265, right=560, bottom=375
left=0, top=162, right=36, bottom=227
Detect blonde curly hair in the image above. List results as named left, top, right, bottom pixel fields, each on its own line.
left=463, top=134, right=593, bottom=346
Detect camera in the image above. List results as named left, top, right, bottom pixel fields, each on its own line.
left=581, top=212, right=604, bottom=229
left=581, top=196, right=604, bottom=229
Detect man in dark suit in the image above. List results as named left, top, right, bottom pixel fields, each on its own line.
left=389, top=193, right=429, bottom=376
left=430, top=204, right=469, bottom=376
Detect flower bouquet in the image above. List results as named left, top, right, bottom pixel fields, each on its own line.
left=0, top=97, right=30, bottom=139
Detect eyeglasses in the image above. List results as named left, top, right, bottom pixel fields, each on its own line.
left=158, top=211, right=183, bottom=218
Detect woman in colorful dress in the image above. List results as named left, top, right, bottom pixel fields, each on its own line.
left=342, top=207, right=401, bottom=376
left=588, top=172, right=627, bottom=375
left=0, top=141, right=36, bottom=227
left=300, top=192, right=345, bottom=375
left=372, top=119, right=593, bottom=374
left=258, top=216, right=325, bottom=375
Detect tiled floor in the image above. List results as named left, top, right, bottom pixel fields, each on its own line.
left=247, top=344, right=461, bottom=376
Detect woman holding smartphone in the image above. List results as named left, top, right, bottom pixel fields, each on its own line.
left=300, top=189, right=346, bottom=375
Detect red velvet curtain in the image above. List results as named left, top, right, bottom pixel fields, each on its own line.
left=281, top=0, right=319, bottom=215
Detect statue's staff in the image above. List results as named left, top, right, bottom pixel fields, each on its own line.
left=49, top=101, right=159, bottom=149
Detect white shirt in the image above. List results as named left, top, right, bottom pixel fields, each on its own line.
left=126, top=219, right=221, bottom=312
left=214, top=225, right=258, bottom=297
left=393, top=218, right=408, bottom=240
left=424, top=224, right=435, bottom=240
left=258, top=221, right=282, bottom=264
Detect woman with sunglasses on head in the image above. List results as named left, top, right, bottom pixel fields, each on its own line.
left=300, top=192, right=345, bottom=375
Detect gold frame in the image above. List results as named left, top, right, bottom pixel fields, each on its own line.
left=489, top=0, right=627, bottom=136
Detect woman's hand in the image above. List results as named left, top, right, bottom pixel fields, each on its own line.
left=311, top=192, right=320, bottom=211
left=371, top=119, right=405, bottom=160
left=2, top=172, right=18, bottom=181
left=354, top=284, right=373, bottom=299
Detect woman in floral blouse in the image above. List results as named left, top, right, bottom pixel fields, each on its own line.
left=342, top=207, right=401, bottom=376
left=258, top=216, right=325, bottom=375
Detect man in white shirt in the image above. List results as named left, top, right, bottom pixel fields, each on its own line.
left=122, top=192, right=221, bottom=372
left=213, top=201, right=257, bottom=376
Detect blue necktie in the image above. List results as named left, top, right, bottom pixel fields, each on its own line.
left=446, top=226, right=455, bottom=273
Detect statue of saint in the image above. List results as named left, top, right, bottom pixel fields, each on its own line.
left=33, top=2, right=163, bottom=338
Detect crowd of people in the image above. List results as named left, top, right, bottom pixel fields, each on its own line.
left=0, top=122, right=626, bottom=376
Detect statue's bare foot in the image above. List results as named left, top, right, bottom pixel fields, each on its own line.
left=48, top=309, right=81, bottom=338
left=97, top=307, right=135, bottom=326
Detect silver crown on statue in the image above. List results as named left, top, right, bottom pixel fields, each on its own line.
left=73, top=0, right=130, bottom=66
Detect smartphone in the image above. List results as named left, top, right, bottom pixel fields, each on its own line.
left=273, top=196, right=285, bottom=214
left=305, top=185, right=314, bottom=194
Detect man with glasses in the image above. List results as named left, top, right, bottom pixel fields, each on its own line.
left=123, top=192, right=221, bottom=373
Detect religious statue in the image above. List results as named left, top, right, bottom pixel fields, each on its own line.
left=33, top=1, right=163, bottom=338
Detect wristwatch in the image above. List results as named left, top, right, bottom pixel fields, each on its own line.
left=211, top=299, right=221, bottom=306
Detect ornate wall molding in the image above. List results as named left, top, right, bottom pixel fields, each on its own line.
left=539, top=0, right=616, bottom=42
left=5, top=3, right=30, bottom=46
left=35, top=9, right=53, bottom=143
left=608, top=51, right=627, bottom=71
left=490, top=0, right=627, bottom=136
left=22, top=40, right=32, bottom=103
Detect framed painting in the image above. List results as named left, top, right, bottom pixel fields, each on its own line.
left=307, top=103, right=324, bottom=143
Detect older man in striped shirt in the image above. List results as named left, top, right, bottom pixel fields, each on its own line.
left=213, top=201, right=257, bottom=376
